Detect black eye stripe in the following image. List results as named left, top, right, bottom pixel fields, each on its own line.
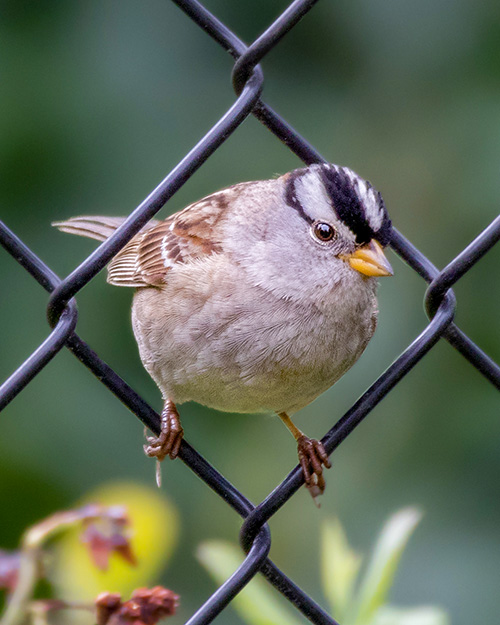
left=283, top=170, right=314, bottom=225
left=317, top=165, right=392, bottom=246
left=317, top=167, right=372, bottom=244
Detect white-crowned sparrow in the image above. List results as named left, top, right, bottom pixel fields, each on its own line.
left=54, top=163, right=393, bottom=498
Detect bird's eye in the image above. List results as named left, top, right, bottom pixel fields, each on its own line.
left=312, top=221, right=336, bottom=243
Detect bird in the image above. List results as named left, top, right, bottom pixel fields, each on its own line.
left=54, top=162, right=393, bottom=499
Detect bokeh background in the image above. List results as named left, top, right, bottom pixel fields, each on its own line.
left=1, top=0, right=499, bottom=623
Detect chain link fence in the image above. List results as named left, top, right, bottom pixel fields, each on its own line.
left=1, top=1, right=499, bottom=624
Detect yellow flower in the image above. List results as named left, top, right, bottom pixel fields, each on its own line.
left=53, top=481, right=179, bottom=600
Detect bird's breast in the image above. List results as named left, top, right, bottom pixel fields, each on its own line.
left=131, top=257, right=378, bottom=414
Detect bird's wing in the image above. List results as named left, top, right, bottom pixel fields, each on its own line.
left=107, top=186, right=248, bottom=287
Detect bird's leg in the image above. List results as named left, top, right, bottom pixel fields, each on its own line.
left=144, top=398, right=184, bottom=486
left=144, top=398, right=184, bottom=460
left=277, top=412, right=331, bottom=500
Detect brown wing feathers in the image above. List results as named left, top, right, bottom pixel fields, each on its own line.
left=53, top=187, right=234, bottom=288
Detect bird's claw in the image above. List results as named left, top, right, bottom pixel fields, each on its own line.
left=297, top=435, right=331, bottom=502
left=143, top=402, right=184, bottom=462
left=143, top=404, right=183, bottom=488
left=143, top=424, right=183, bottom=461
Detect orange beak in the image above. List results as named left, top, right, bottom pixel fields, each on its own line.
left=344, top=240, right=393, bottom=277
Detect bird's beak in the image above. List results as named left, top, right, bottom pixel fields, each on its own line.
left=343, top=240, right=393, bottom=277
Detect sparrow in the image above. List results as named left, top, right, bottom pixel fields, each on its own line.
left=54, top=163, right=393, bottom=499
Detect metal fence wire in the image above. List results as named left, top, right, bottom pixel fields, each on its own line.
left=1, top=1, right=500, bottom=624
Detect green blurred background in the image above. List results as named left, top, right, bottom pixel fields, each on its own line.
left=1, top=0, right=499, bottom=623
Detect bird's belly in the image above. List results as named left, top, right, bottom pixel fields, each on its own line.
left=132, top=282, right=376, bottom=415
left=168, top=358, right=351, bottom=415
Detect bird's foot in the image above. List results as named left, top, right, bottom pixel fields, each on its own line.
left=296, top=435, right=331, bottom=503
left=144, top=400, right=184, bottom=461
left=144, top=399, right=184, bottom=487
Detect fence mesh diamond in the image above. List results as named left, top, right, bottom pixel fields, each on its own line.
left=1, top=2, right=499, bottom=624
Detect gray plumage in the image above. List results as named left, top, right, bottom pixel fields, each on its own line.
left=54, top=163, right=392, bottom=495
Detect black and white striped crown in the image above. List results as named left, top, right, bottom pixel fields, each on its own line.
left=285, top=163, right=392, bottom=246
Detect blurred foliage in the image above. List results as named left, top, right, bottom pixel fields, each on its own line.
left=53, top=482, right=179, bottom=602
left=1, top=1, right=499, bottom=624
left=198, top=509, right=449, bottom=625
left=0, top=484, right=178, bottom=625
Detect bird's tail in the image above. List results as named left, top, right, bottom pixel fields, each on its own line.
left=52, top=216, right=134, bottom=242
left=53, top=215, right=162, bottom=287
left=53, top=215, right=160, bottom=242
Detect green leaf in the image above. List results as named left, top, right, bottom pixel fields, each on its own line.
left=321, top=517, right=362, bottom=620
left=371, top=605, right=450, bottom=625
left=349, top=507, right=423, bottom=625
left=197, top=540, right=303, bottom=625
